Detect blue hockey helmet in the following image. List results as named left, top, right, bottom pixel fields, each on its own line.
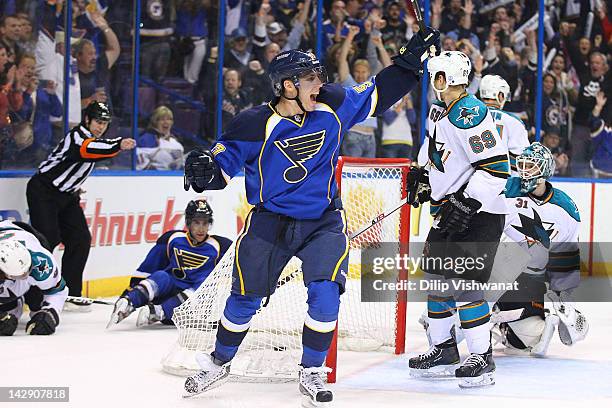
left=516, top=142, right=555, bottom=193
left=268, top=50, right=328, bottom=97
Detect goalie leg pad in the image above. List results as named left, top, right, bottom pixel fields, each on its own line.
left=215, top=293, right=262, bottom=363
left=302, top=280, right=340, bottom=368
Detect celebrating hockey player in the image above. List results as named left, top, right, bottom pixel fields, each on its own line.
left=479, top=75, right=530, bottom=175
left=0, top=220, right=68, bottom=336
left=496, top=142, right=588, bottom=355
left=406, top=51, right=510, bottom=388
left=181, top=27, right=440, bottom=404
left=107, top=199, right=231, bottom=328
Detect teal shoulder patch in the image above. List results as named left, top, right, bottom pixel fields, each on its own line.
left=504, top=177, right=526, bottom=198
left=449, top=94, right=487, bottom=129
left=29, top=251, right=56, bottom=282
left=550, top=188, right=581, bottom=222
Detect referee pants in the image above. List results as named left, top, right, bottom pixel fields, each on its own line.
left=26, top=175, right=92, bottom=297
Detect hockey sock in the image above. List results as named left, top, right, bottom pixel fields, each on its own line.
left=427, top=295, right=457, bottom=345
left=458, top=300, right=492, bottom=353
left=159, top=290, right=192, bottom=324
left=125, top=281, right=154, bottom=308
left=214, top=293, right=262, bottom=363
left=301, top=281, right=340, bottom=368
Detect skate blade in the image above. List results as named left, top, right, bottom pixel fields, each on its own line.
left=458, top=372, right=495, bottom=388
left=301, top=395, right=332, bottom=408
left=410, top=364, right=458, bottom=379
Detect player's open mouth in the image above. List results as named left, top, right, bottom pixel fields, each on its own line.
left=310, top=94, right=318, bottom=103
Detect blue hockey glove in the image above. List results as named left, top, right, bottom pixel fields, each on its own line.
left=184, top=148, right=217, bottom=193
left=392, top=26, right=440, bottom=74
left=406, top=164, right=431, bottom=208
left=437, top=192, right=481, bottom=233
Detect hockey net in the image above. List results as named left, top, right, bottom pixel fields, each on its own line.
left=162, top=157, right=410, bottom=382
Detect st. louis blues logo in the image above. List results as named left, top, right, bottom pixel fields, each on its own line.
left=275, top=130, right=325, bottom=183
left=456, top=106, right=479, bottom=126
left=172, top=248, right=209, bottom=280
left=511, top=209, right=556, bottom=248
left=427, top=127, right=450, bottom=172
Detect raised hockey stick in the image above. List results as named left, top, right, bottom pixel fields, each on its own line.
left=66, top=296, right=114, bottom=306
left=408, top=0, right=438, bottom=62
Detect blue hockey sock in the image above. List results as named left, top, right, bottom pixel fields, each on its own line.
left=301, top=280, right=340, bottom=368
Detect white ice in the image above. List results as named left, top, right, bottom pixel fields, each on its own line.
left=4, top=301, right=611, bottom=408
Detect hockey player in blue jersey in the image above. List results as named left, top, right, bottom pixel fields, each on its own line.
left=180, top=28, right=440, bottom=403
left=107, top=199, right=232, bottom=328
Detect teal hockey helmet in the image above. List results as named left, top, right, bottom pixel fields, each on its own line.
left=516, top=142, right=555, bottom=193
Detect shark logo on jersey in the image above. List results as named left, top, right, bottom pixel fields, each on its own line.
left=172, top=248, right=210, bottom=280
left=427, top=127, right=449, bottom=172
left=511, top=209, right=556, bottom=248
left=456, top=106, right=480, bottom=126
left=275, top=130, right=326, bottom=183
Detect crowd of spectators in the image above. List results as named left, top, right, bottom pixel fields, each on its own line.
left=0, top=0, right=610, bottom=177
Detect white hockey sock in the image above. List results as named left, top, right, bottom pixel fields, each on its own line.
left=463, top=322, right=492, bottom=354
left=428, top=315, right=456, bottom=345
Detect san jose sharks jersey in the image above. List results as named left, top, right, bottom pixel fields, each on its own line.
left=418, top=93, right=510, bottom=215
left=488, top=107, right=530, bottom=174
left=503, top=177, right=581, bottom=292
left=0, top=221, right=67, bottom=315
left=210, top=82, right=379, bottom=220
left=163, top=232, right=232, bottom=289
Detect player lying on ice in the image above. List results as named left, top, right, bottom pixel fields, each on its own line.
left=0, top=220, right=68, bottom=336
left=107, top=199, right=231, bottom=328
left=180, top=28, right=440, bottom=405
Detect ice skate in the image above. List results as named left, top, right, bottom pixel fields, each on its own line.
left=299, top=365, right=333, bottom=407
left=136, top=304, right=164, bottom=327
left=106, top=297, right=135, bottom=328
left=408, top=338, right=460, bottom=378
left=183, top=353, right=230, bottom=398
left=456, top=347, right=496, bottom=388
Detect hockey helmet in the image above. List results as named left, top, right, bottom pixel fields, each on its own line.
left=185, top=199, right=214, bottom=225
left=0, top=239, right=32, bottom=279
left=84, top=101, right=112, bottom=123
left=268, top=50, right=328, bottom=97
left=428, top=51, right=472, bottom=95
left=479, top=74, right=511, bottom=106
left=516, top=142, right=555, bottom=193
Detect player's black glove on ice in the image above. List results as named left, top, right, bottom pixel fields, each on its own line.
left=437, top=192, right=482, bottom=233
left=0, top=312, right=18, bottom=336
left=184, top=148, right=216, bottom=193
left=406, top=165, right=431, bottom=208
left=26, top=308, right=59, bottom=335
left=392, top=26, right=440, bottom=74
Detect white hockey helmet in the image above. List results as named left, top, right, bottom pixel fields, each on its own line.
left=0, top=239, right=32, bottom=279
left=428, top=51, right=472, bottom=95
left=479, top=74, right=511, bottom=106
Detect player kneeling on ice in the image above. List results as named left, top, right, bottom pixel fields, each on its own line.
left=181, top=26, right=439, bottom=405
left=107, top=199, right=231, bottom=328
left=0, top=221, right=68, bottom=336
left=406, top=51, right=510, bottom=388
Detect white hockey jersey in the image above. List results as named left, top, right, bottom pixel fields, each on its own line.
left=488, top=107, right=530, bottom=175
left=503, top=177, right=581, bottom=292
left=418, top=93, right=510, bottom=215
left=0, top=221, right=67, bottom=316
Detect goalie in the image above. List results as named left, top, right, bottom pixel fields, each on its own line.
left=0, top=220, right=68, bottom=336
left=107, top=199, right=232, bottom=328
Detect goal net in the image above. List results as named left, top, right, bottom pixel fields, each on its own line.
left=162, top=157, right=411, bottom=382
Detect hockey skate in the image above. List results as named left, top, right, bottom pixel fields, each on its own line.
left=136, top=304, right=164, bottom=327
left=106, top=297, right=135, bottom=328
left=408, top=338, right=460, bottom=378
left=298, top=366, right=333, bottom=407
left=183, top=353, right=230, bottom=398
left=455, top=347, right=495, bottom=388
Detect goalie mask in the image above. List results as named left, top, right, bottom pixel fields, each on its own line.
left=428, top=51, right=471, bottom=99
left=479, top=74, right=511, bottom=109
left=516, top=142, right=555, bottom=193
left=0, top=239, right=32, bottom=279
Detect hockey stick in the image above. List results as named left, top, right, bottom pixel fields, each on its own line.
left=408, top=0, right=437, bottom=62
left=66, top=296, right=114, bottom=306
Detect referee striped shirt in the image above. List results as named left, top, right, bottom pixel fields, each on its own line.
left=37, top=124, right=122, bottom=193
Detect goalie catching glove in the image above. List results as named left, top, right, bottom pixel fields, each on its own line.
left=392, top=26, right=440, bottom=75
left=184, top=148, right=218, bottom=193
left=26, top=308, right=59, bottom=335
left=437, top=191, right=482, bottom=233
left=406, top=164, right=431, bottom=208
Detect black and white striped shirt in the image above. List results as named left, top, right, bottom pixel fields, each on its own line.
left=37, top=125, right=122, bottom=193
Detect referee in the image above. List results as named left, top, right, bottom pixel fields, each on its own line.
left=26, top=102, right=135, bottom=307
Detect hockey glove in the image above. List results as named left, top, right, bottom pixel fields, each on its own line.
left=546, top=290, right=588, bottom=345
left=437, top=192, right=482, bottom=234
left=0, top=312, right=18, bottom=336
left=406, top=164, right=431, bottom=208
left=184, top=148, right=217, bottom=193
left=26, top=308, right=59, bottom=335
left=392, top=26, right=440, bottom=74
